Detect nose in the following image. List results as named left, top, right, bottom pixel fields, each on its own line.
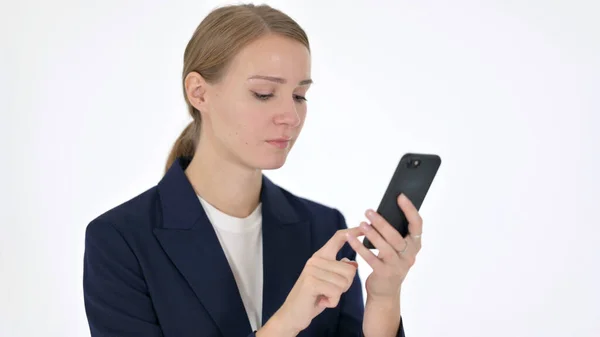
left=273, top=100, right=302, bottom=127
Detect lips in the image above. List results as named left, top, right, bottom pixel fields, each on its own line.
left=266, top=138, right=291, bottom=149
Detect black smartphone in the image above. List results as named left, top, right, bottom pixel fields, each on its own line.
left=363, top=153, right=441, bottom=249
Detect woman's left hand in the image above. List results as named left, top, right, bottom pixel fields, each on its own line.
left=346, top=193, right=423, bottom=300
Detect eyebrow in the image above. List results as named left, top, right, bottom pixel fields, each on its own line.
left=247, top=75, right=313, bottom=86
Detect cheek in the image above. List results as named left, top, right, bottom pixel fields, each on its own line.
left=226, top=105, right=267, bottom=145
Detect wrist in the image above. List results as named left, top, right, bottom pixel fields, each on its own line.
left=366, top=291, right=401, bottom=309
left=363, top=293, right=402, bottom=337
left=256, top=311, right=300, bottom=337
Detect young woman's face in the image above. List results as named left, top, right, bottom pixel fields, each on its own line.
left=197, top=34, right=311, bottom=170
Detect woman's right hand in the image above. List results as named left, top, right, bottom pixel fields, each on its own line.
left=258, top=227, right=363, bottom=336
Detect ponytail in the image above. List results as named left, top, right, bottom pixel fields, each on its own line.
left=165, top=116, right=200, bottom=174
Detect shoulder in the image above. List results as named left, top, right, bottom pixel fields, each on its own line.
left=85, top=185, right=161, bottom=240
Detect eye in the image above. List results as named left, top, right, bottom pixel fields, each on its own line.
left=253, top=92, right=274, bottom=101
left=294, top=94, right=307, bottom=102
left=252, top=91, right=307, bottom=103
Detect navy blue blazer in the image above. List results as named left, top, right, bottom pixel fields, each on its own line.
left=83, top=157, right=405, bottom=337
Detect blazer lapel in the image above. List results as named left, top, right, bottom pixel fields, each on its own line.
left=153, top=157, right=252, bottom=337
left=260, top=176, right=312, bottom=325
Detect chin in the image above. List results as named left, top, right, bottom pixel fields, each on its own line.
left=251, top=151, right=289, bottom=170
left=258, top=156, right=288, bottom=170
left=240, top=143, right=293, bottom=170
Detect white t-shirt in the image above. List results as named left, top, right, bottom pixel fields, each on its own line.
left=198, top=196, right=263, bottom=332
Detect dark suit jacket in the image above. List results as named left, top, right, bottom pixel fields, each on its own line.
left=83, top=157, right=405, bottom=337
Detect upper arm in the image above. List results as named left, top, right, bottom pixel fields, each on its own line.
left=83, top=219, right=163, bottom=337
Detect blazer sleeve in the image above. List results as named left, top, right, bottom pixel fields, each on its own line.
left=333, top=209, right=406, bottom=337
left=83, top=219, right=164, bottom=337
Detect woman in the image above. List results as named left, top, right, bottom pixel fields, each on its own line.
left=83, top=4, right=423, bottom=337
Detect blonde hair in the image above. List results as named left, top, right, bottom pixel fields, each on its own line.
left=165, top=4, right=310, bottom=173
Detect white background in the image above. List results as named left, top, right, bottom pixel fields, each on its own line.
left=2, top=0, right=599, bottom=336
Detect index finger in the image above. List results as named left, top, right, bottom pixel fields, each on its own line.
left=315, top=227, right=364, bottom=259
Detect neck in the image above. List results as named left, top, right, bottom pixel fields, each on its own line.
left=184, top=137, right=263, bottom=218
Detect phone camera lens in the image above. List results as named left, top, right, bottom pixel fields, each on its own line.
left=407, top=159, right=420, bottom=168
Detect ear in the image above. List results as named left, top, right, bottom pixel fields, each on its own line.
left=184, top=71, right=209, bottom=113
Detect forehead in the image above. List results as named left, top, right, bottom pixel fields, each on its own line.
left=226, top=34, right=311, bottom=81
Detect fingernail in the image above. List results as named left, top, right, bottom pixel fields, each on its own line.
left=399, top=193, right=407, bottom=201
left=341, top=257, right=350, bottom=262
left=365, top=209, right=375, bottom=219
